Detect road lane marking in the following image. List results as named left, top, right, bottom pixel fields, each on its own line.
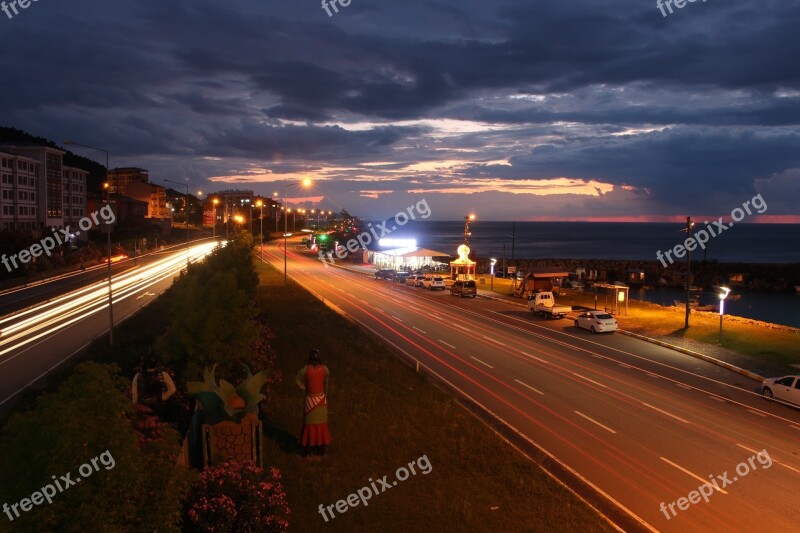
left=572, top=373, right=608, bottom=389
left=514, top=379, right=544, bottom=395
left=736, top=443, right=800, bottom=474
left=391, top=315, right=404, bottom=322
left=642, top=403, right=690, bottom=424
left=431, top=312, right=441, bottom=318
left=747, top=409, right=768, bottom=417
left=483, top=335, right=506, bottom=346
left=660, top=457, right=728, bottom=494
left=710, top=396, right=727, bottom=402
left=791, top=425, right=800, bottom=431
left=520, top=351, right=550, bottom=365
left=471, top=356, right=494, bottom=369
left=413, top=326, right=427, bottom=334
left=675, top=383, right=693, bottom=390
left=438, top=339, right=456, bottom=349
left=618, top=362, right=632, bottom=368
left=575, top=411, right=617, bottom=434
left=645, top=373, right=660, bottom=379
left=452, top=323, right=469, bottom=331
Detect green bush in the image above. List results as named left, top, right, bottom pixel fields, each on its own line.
left=0, top=362, right=192, bottom=533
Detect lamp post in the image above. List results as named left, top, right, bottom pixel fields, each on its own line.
left=256, top=199, right=264, bottom=261
left=64, top=140, right=114, bottom=346
left=284, top=179, right=311, bottom=282
left=718, top=286, right=731, bottom=345
left=212, top=198, right=219, bottom=240
left=164, top=179, right=190, bottom=269
left=463, top=214, right=475, bottom=245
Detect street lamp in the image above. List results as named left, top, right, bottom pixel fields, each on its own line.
left=718, top=286, right=731, bottom=345
left=164, top=179, right=190, bottom=269
left=284, top=178, right=312, bottom=282
left=256, top=199, right=264, bottom=261
left=212, top=198, right=219, bottom=240
left=64, top=140, right=114, bottom=346
left=464, top=214, right=476, bottom=245
left=490, top=258, right=497, bottom=291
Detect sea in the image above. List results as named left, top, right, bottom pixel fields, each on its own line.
left=377, top=221, right=800, bottom=328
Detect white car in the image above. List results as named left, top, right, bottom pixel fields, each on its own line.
left=422, top=276, right=446, bottom=290
left=761, top=375, right=800, bottom=405
left=405, top=275, right=425, bottom=287
left=574, top=311, right=617, bottom=333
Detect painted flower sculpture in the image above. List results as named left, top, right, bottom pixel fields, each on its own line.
left=187, top=364, right=270, bottom=425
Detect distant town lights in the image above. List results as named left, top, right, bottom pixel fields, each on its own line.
left=379, top=238, right=417, bottom=248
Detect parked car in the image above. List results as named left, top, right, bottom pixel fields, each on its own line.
left=392, top=271, right=411, bottom=283
left=450, top=280, right=477, bottom=298
left=423, top=276, right=446, bottom=290
left=761, top=375, right=800, bottom=405
left=406, top=275, right=426, bottom=287
left=375, top=269, right=396, bottom=279
left=574, top=311, right=617, bottom=333
left=527, top=291, right=571, bottom=319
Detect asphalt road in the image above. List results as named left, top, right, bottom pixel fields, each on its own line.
left=263, top=238, right=800, bottom=532
left=0, top=241, right=218, bottom=409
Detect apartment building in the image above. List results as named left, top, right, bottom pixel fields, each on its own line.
left=62, top=166, right=88, bottom=235
left=107, top=167, right=149, bottom=195
left=0, top=150, right=39, bottom=232
left=125, top=181, right=172, bottom=233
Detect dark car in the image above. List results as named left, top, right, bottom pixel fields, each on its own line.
left=392, top=271, right=411, bottom=283
left=450, top=280, right=477, bottom=298
left=375, top=269, right=396, bottom=279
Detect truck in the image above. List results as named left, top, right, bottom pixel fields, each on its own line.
left=526, top=291, right=571, bottom=319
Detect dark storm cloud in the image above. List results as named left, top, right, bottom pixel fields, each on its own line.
left=0, top=0, right=797, bottom=218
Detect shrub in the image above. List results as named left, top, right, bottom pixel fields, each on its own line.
left=184, top=460, right=289, bottom=533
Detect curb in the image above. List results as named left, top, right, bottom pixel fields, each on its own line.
left=478, top=290, right=765, bottom=384
left=318, top=264, right=766, bottom=384
left=616, top=330, right=765, bottom=383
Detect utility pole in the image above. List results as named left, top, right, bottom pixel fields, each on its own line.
left=685, top=216, right=692, bottom=329
left=511, top=221, right=515, bottom=260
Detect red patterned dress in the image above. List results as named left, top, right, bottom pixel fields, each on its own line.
left=295, top=364, right=331, bottom=446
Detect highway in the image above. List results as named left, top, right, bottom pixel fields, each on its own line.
left=0, top=241, right=219, bottom=408
left=263, top=237, right=800, bottom=532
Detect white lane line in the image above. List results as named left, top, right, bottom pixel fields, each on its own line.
left=645, top=373, right=660, bottom=379
left=514, top=379, right=544, bottom=395
left=438, top=339, right=456, bottom=349
left=736, top=443, right=800, bottom=474
left=747, top=409, right=768, bottom=418
left=452, top=323, right=469, bottom=331
left=413, top=326, right=427, bottom=334
left=520, top=351, right=550, bottom=365
left=572, top=372, right=608, bottom=389
left=618, top=363, right=632, bottom=368
left=710, top=396, right=727, bottom=402
left=675, top=383, right=693, bottom=390
left=575, top=411, right=617, bottom=434
left=483, top=335, right=506, bottom=346
left=431, top=312, right=441, bottom=318
left=660, top=457, right=728, bottom=494
left=642, top=402, right=690, bottom=424
left=589, top=353, right=603, bottom=359
left=391, top=315, right=404, bottom=322
left=471, top=356, right=494, bottom=369
left=791, top=425, right=800, bottom=431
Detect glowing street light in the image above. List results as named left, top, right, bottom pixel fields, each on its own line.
left=256, top=199, right=264, bottom=261
left=212, top=198, right=219, bottom=240
left=284, top=179, right=312, bottom=282
left=718, top=286, right=731, bottom=345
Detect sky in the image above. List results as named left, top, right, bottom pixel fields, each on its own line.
left=1, top=0, right=799, bottom=221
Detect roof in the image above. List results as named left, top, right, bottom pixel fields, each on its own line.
left=400, top=248, right=451, bottom=258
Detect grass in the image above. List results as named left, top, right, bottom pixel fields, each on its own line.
left=255, top=261, right=613, bottom=532
left=481, top=279, right=799, bottom=370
